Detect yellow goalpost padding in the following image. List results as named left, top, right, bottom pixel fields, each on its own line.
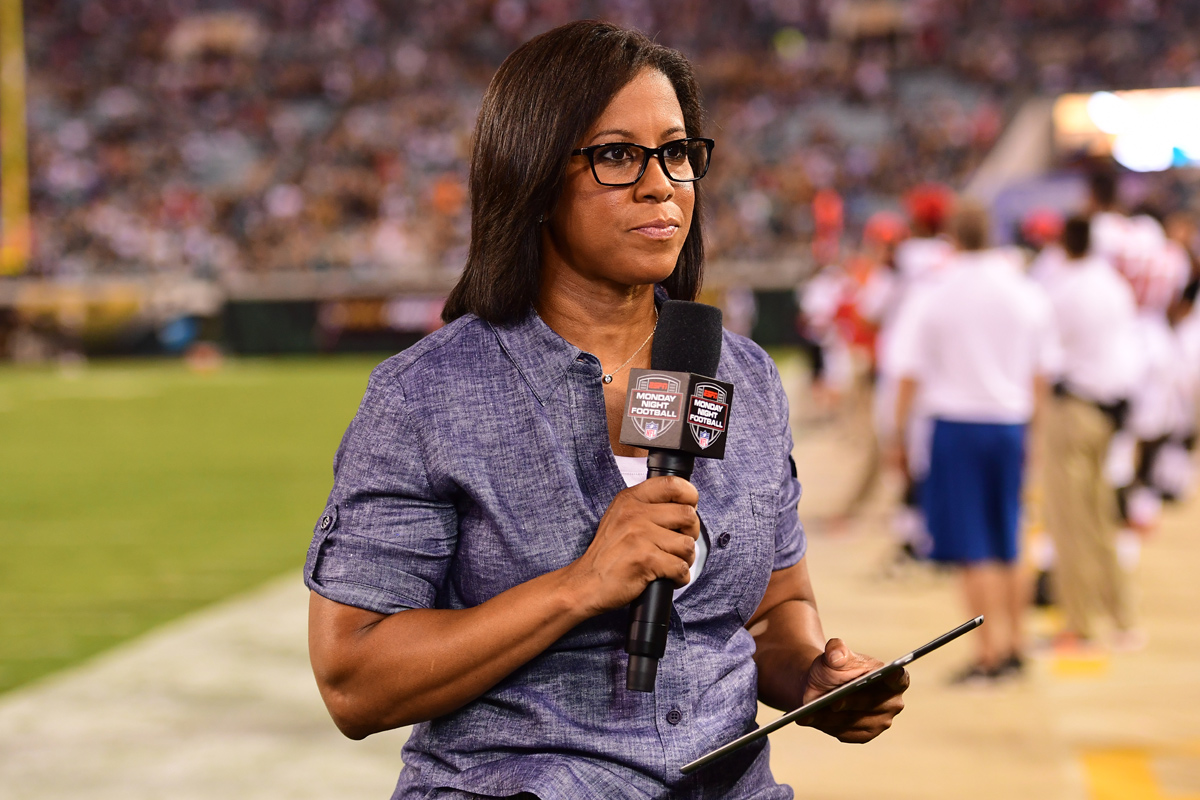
left=1, top=0, right=30, bottom=276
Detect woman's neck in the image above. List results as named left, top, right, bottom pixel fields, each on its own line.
left=535, top=270, right=658, bottom=369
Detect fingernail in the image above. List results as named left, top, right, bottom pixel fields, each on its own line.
left=829, top=649, right=847, bottom=666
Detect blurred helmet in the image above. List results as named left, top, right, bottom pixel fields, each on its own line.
left=813, top=188, right=844, bottom=234
left=1021, top=207, right=1064, bottom=248
left=863, top=210, right=909, bottom=246
left=904, top=183, right=954, bottom=234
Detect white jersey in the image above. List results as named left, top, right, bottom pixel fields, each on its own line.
left=890, top=249, right=1060, bottom=424
left=894, top=236, right=955, bottom=284
left=855, top=265, right=899, bottom=330
left=1042, top=255, right=1140, bottom=405
left=798, top=265, right=855, bottom=391
left=799, top=265, right=849, bottom=336
left=1124, top=217, right=1188, bottom=314
left=1092, top=212, right=1188, bottom=314
left=1089, top=211, right=1190, bottom=441
left=1090, top=211, right=1129, bottom=270
left=1176, top=306, right=1200, bottom=433
left=1029, top=244, right=1068, bottom=289
left=877, top=236, right=954, bottom=378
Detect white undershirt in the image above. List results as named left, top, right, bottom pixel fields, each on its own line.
left=612, top=454, right=708, bottom=598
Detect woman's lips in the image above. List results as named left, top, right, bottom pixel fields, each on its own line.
left=632, top=224, right=679, bottom=240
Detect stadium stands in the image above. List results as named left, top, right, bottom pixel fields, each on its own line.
left=21, top=0, right=1200, bottom=286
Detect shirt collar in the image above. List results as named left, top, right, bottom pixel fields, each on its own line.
left=490, top=311, right=586, bottom=406
left=489, top=286, right=669, bottom=407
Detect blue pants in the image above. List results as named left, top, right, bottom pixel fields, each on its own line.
left=923, top=419, right=1026, bottom=564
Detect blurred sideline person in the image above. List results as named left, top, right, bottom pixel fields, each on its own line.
left=838, top=211, right=910, bottom=518
left=1025, top=207, right=1066, bottom=286
left=1115, top=206, right=1191, bottom=533
left=1087, top=169, right=1126, bottom=272
left=1040, top=217, right=1142, bottom=651
left=1157, top=264, right=1200, bottom=502
left=1083, top=174, right=1182, bottom=534
left=892, top=200, right=1058, bottom=682
left=305, top=22, right=906, bottom=799
left=873, top=186, right=955, bottom=559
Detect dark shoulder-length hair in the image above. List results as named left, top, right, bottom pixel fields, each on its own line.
left=442, top=20, right=707, bottom=324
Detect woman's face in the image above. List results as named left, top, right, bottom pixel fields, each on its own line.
left=543, top=68, right=695, bottom=291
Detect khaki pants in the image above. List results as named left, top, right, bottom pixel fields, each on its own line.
left=1043, top=396, right=1134, bottom=637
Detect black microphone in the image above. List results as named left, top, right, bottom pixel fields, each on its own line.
left=620, top=300, right=730, bottom=692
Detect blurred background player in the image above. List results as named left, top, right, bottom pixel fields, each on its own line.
left=1024, top=207, right=1066, bottom=284
left=891, top=200, right=1058, bottom=682
left=1040, top=216, right=1142, bottom=652
left=1116, top=205, right=1191, bottom=536
left=836, top=210, right=910, bottom=519
left=797, top=189, right=853, bottom=420
left=873, top=184, right=955, bottom=561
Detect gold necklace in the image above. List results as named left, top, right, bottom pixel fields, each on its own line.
left=601, top=305, right=658, bottom=385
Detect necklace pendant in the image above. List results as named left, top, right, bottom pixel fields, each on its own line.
left=602, top=374, right=613, bottom=384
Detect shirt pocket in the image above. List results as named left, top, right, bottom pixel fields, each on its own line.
left=723, top=488, right=777, bottom=624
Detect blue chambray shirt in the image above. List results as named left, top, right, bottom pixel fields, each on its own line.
left=304, top=307, right=806, bottom=800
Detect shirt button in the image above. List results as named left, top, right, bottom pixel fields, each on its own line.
left=666, top=708, right=683, bottom=725
left=320, top=515, right=333, bottom=530
left=717, top=532, right=731, bottom=548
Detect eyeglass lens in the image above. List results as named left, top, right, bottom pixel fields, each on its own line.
left=591, top=140, right=709, bottom=185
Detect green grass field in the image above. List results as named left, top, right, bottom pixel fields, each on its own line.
left=0, top=356, right=383, bottom=696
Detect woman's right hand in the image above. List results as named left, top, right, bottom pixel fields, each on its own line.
left=563, top=475, right=701, bottom=618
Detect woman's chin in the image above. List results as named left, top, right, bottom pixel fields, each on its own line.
left=608, top=256, right=682, bottom=288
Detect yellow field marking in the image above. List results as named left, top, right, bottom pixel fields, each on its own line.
left=1082, top=747, right=1200, bottom=800
left=1051, top=652, right=1110, bottom=678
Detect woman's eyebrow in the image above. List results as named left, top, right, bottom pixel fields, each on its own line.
left=587, top=126, right=687, bottom=144
left=588, top=128, right=636, bottom=142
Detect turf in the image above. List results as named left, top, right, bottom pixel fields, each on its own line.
left=0, top=356, right=383, bottom=696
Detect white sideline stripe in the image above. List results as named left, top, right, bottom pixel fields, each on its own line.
left=0, top=576, right=410, bottom=800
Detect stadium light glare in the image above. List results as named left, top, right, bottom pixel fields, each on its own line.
left=1086, top=91, right=1130, bottom=135
left=1113, top=126, right=1176, bottom=172
left=1058, top=87, right=1200, bottom=169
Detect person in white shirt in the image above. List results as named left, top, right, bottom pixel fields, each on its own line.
left=1111, top=209, right=1192, bottom=533
left=1041, top=216, right=1142, bottom=651
left=1159, top=282, right=1200, bottom=500
left=892, top=200, right=1059, bottom=683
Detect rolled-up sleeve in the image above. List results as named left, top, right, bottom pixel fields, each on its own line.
left=766, top=358, right=806, bottom=571
left=304, top=367, right=457, bottom=614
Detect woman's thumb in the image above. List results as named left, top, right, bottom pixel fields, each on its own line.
left=825, top=638, right=850, bottom=668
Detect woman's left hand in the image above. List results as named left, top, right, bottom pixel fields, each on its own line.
left=795, top=638, right=908, bottom=743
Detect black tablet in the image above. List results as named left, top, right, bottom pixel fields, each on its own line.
left=680, top=615, right=984, bottom=775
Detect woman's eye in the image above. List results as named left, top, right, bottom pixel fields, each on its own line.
left=597, top=145, right=637, bottom=163
left=662, top=142, right=688, bottom=161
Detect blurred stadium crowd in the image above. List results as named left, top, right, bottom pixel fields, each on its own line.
left=23, top=0, right=1200, bottom=282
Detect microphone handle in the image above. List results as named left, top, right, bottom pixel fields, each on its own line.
left=626, top=450, right=696, bottom=693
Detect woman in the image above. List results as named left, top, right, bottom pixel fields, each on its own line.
left=306, top=21, right=906, bottom=799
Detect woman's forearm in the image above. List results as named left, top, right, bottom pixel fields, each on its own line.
left=747, top=559, right=827, bottom=712
left=310, top=479, right=703, bottom=738
left=309, top=566, right=592, bottom=738
left=752, top=597, right=827, bottom=711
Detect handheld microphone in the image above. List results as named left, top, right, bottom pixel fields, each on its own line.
left=619, top=300, right=733, bottom=692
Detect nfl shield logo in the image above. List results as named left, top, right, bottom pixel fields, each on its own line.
left=688, top=381, right=728, bottom=450
left=644, top=420, right=660, bottom=439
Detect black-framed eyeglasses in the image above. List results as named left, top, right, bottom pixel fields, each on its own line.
left=570, top=137, right=714, bottom=187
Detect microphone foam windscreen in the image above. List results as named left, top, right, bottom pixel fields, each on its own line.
left=651, top=300, right=724, bottom=377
